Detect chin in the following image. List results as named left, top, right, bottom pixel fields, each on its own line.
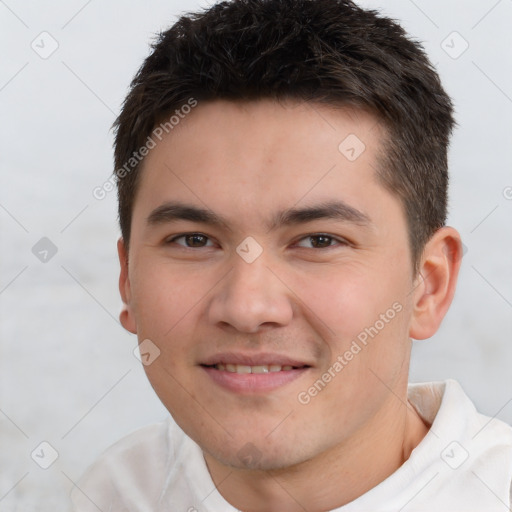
left=205, top=436, right=313, bottom=472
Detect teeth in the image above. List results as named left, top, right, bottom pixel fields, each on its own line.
left=251, top=365, right=268, bottom=374
left=214, top=363, right=298, bottom=373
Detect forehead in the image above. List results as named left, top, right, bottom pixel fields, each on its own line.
left=146, top=98, right=384, bottom=173
left=132, top=99, right=398, bottom=233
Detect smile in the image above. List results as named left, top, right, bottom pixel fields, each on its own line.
left=201, top=356, right=311, bottom=393
left=210, top=363, right=303, bottom=373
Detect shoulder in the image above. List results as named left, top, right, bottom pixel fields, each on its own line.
left=408, top=379, right=512, bottom=507
left=70, top=417, right=187, bottom=511
left=409, top=378, right=512, bottom=438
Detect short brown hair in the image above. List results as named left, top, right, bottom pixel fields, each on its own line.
left=113, top=0, right=455, bottom=271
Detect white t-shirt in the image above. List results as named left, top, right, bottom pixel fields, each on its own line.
left=71, top=379, right=512, bottom=511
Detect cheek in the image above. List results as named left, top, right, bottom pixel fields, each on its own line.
left=296, top=262, right=412, bottom=370
left=294, top=277, right=412, bottom=440
left=131, top=264, right=203, bottom=415
left=131, top=261, right=206, bottom=339
left=294, top=263, right=389, bottom=338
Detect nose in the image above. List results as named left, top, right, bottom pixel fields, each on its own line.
left=207, top=252, right=294, bottom=334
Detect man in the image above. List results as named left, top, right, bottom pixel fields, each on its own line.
left=72, top=0, right=512, bottom=510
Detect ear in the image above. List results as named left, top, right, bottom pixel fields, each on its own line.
left=409, top=227, right=463, bottom=340
left=117, top=237, right=137, bottom=334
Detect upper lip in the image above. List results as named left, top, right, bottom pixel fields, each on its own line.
left=200, top=352, right=311, bottom=367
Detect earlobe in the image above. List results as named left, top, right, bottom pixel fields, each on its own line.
left=117, top=237, right=137, bottom=334
left=409, top=227, right=463, bottom=340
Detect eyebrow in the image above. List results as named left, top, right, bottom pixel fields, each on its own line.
left=146, top=199, right=372, bottom=231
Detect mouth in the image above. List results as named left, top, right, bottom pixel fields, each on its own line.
left=200, top=354, right=311, bottom=393
left=203, top=363, right=307, bottom=373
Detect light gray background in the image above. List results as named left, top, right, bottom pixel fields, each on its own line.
left=1, top=0, right=511, bottom=509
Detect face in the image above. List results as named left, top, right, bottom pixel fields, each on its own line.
left=120, top=99, right=419, bottom=471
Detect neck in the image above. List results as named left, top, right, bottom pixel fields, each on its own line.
left=203, top=393, right=429, bottom=512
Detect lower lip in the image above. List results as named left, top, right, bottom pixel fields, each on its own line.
left=201, top=366, right=309, bottom=393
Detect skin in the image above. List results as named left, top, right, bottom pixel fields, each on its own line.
left=118, top=98, right=462, bottom=511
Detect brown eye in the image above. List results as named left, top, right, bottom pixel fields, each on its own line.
left=167, top=233, right=213, bottom=248
left=296, top=234, right=347, bottom=249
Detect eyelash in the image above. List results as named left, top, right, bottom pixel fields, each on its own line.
left=164, top=232, right=350, bottom=250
